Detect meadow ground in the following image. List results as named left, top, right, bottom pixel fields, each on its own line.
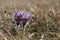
left=0, top=0, right=60, bottom=40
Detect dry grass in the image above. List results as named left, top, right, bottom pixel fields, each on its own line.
left=0, top=0, right=60, bottom=40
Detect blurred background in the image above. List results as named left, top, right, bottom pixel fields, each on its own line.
left=0, top=0, right=60, bottom=40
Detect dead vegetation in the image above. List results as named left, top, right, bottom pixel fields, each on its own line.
left=0, top=0, right=60, bottom=40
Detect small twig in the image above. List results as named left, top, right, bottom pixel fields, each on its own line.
left=0, top=32, right=8, bottom=40
left=40, top=34, right=44, bottom=40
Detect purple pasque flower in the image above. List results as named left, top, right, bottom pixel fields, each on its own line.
left=13, top=10, right=32, bottom=21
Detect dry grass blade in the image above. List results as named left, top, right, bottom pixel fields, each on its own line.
left=29, top=33, right=35, bottom=39
left=40, top=34, right=44, bottom=40
left=24, top=17, right=32, bottom=32
left=24, top=17, right=32, bottom=28
left=0, top=32, right=8, bottom=40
